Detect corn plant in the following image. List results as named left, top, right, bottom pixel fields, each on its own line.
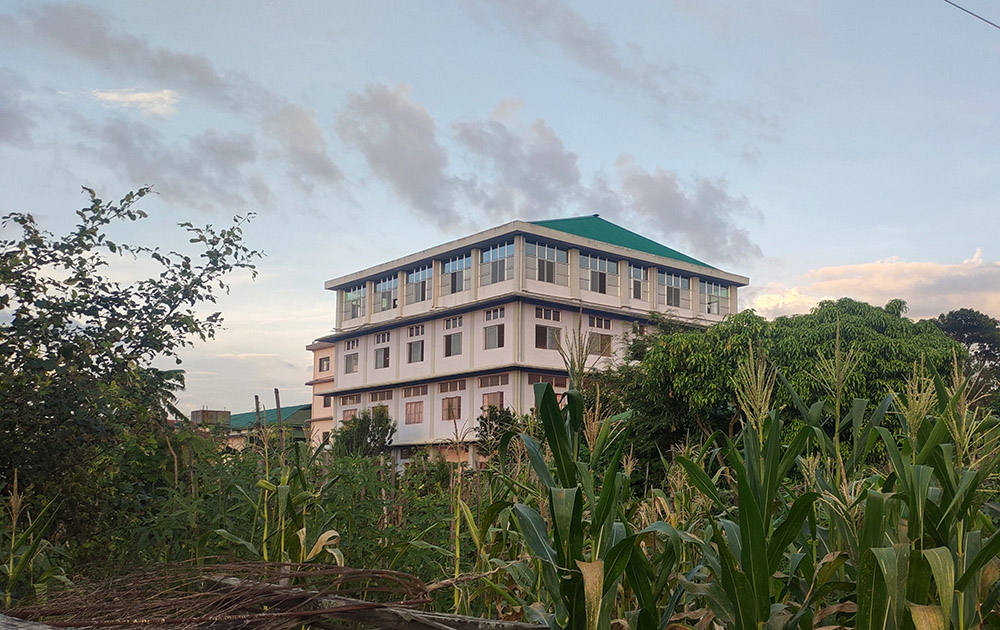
left=856, top=364, right=1000, bottom=630
left=485, top=383, right=683, bottom=630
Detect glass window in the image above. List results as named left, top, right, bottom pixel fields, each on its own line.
left=444, top=332, right=462, bottom=357
left=580, top=254, right=619, bottom=295
left=658, top=272, right=691, bottom=308
left=443, top=254, right=471, bottom=295
left=408, top=340, right=424, bottom=363
left=526, top=241, right=568, bottom=285
left=630, top=265, right=646, bottom=300
left=535, top=325, right=560, bottom=350
left=482, top=392, right=504, bottom=410
left=442, top=396, right=462, bottom=421
left=406, top=265, right=433, bottom=304
left=342, top=285, right=366, bottom=320
left=318, top=357, right=330, bottom=372
left=344, top=353, right=358, bottom=374
left=480, top=241, right=514, bottom=286
left=374, top=347, right=390, bottom=369
left=405, top=401, right=424, bottom=425
left=373, top=275, right=398, bottom=313
left=484, top=324, right=504, bottom=349
left=588, top=333, right=613, bottom=357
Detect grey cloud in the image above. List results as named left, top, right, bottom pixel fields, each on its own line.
left=23, top=3, right=252, bottom=111
left=613, top=156, right=762, bottom=264
left=473, top=0, right=700, bottom=109
left=454, top=117, right=583, bottom=219
left=78, top=116, right=272, bottom=211
left=0, top=68, right=36, bottom=148
left=267, top=105, right=341, bottom=189
left=471, top=0, right=779, bottom=157
left=337, top=83, right=460, bottom=229
left=8, top=3, right=340, bottom=191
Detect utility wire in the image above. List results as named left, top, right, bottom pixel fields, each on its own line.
left=941, top=0, right=1000, bottom=31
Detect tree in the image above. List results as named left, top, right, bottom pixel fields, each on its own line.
left=331, top=408, right=396, bottom=458
left=0, top=188, right=260, bottom=546
left=594, top=298, right=962, bottom=480
left=934, top=308, right=1000, bottom=368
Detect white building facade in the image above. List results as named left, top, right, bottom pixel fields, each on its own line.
left=306, top=216, right=748, bottom=457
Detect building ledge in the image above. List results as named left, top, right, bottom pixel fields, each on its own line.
left=305, top=375, right=337, bottom=386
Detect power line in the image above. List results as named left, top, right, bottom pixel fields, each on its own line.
left=941, top=0, right=1000, bottom=31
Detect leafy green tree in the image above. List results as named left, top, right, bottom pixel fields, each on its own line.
left=934, top=308, right=1000, bottom=367
left=0, top=187, right=260, bottom=549
left=596, top=298, right=961, bottom=478
left=331, top=408, right=396, bottom=458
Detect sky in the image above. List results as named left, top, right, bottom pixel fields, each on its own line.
left=2, top=1, right=999, bottom=415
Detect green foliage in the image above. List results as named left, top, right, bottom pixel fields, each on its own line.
left=0, top=187, right=259, bottom=575
left=330, top=408, right=396, bottom=458
left=597, top=298, right=962, bottom=481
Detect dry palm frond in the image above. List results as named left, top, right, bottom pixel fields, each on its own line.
left=8, top=562, right=539, bottom=630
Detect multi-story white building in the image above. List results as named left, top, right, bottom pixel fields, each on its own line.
left=305, top=215, right=748, bottom=459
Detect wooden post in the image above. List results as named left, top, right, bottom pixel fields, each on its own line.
left=274, top=388, right=285, bottom=452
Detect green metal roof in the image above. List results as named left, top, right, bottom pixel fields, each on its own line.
left=228, top=404, right=311, bottom=430
left=530, top=215, right=713, bottom=269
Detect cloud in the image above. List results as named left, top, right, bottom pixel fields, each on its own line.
left=453, top=115, right=583, bottom=220
left=5, top=2, right=340, bottom=200
left=337, top=83, right=459, bottom=229
left=611, top=156, right=762, bottom=264
left=748, top=250, right=1000, bottom=320
left=468, top=0, right=779, bottom=157
left=473, top=0, right=685, bottom=107
left=91, top=88, right=178, bottom=115
left=334, top=85, right=761, bottom=264
left=75, top=116, right=272, bottom=211
left=0, top=68, right=36, bottom=148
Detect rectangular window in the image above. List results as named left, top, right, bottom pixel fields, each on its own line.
left=373, top=275, right=398, bottom=313
left=405, top=401, right=424, bottom=425
left=406, top=265, right=433, bottom=304
left=482, top=392, right=504, bottom=410
left=528, top=373, right=568, bottom=388
left=445, top=316, right=463, bottom=329
left=403, top=385, right=428, bottom=397
left=442, top=396, right=462, bottom=421
left=580, top=254, right=619, bottom=295
left=370, top=390, right=393, bottom=402
left=344, top=353, right=359, bottom=374
left=340, top=394, right=361, bottom=406
left=343, top=409, right=358, bottom=422
left=588, top=316, right=612, bottom=330
left=444, top=332, right=462, bottom=357
left=408, top=324, right=424, bottom=337
left=443, top=254, right=471, bottom=295
left=322, top=396, right=332, bottom=408
left=535, top=324, right=560, bottom=350
left=485, top=307, right=505, bottom=321
left=484, top=324, right=504, bottom=350
left=479, top=373, right=510, bottom=387
left=374, top=331, right=390, bottom=344
left=700, top=281, right=730, bottom=315
left=374, top=347, right=390, bottom=369
left=535, top=307, right=561, bottom=321
left=525, top=241, right=568, bottom=285
left=344, top=339, right=359, bottom=351
left=589, top=333, right=613, bottom=357
left=342, top=285, right=366, bottom=320
left=658, top=272, right=691, bottom=308
left=407, top=340, right=424, bottom=363
left=480, top=241, right=514, bottom=286
left=439, top=379, right=466, bottom=393
left=318, top=356, right=330, bottom=372
left=630, top=265, right=646, bottom=300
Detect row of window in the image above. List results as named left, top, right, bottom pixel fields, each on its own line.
left=326, top=306, right=618, bottom=374
left=336, top=372, right=561, bottom=424
left=342, top=241, right=730, bottom=320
